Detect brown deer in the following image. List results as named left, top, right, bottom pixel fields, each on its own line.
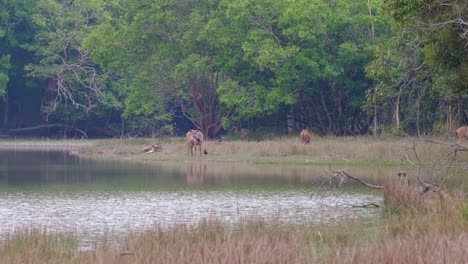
left=186, top=129, right=204, bottom=156
left=456, top=126, right=468, bottom=144
left=299, top=129, right=311, bottom=144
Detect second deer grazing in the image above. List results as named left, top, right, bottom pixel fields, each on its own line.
left=299, top=129, right=311, bottom=144
left=456, top=126, right=468, bottom=144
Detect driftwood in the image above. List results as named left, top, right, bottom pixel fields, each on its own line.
left=7, top=124, right=87, bottom=138
left=143, top=143, right=163, bottom=154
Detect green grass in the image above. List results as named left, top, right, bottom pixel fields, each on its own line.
left=1, top=136, right=459, bottom=167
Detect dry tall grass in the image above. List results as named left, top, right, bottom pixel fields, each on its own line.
left=383, top=180, right=426, bottom=210
left=324, top=207, right=468, bottom=264
left=0, top=220, right=311, bottom=264
left=0, top=228, right=79, bottom=264
left=2, top=198, right=466, bottom=264
left=326, top=232, right=468, bottom=264
left=120, top=220, right=304, bottom=264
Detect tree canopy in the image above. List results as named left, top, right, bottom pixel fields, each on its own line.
left=0, top=0, right=466, bottom=138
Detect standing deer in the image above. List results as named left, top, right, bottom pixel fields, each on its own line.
left=456, top=126, right=468, bottom=144
left=299, top=129, right=311, bottom=144
left=186, top=129, right=204, bottom=156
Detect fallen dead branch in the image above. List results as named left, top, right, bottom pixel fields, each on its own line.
left=329, top=169, right=383, bottom=190
left=143, top=143, right=163, bottom=154
left=7, top=124, right=88, bottom=138
left=319, top=140, right=466, bottom=209
left=350, top=203, right=380, bottom=208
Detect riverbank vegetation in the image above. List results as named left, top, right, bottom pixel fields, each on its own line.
left=1, top=195, right=467, bottom=263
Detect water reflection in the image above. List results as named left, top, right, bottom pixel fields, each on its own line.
left=186, top=163, right=207, bottom=185
left=0, top=149, right=384, bottom=244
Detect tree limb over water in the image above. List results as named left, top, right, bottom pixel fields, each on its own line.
left=7, top=124, right=87, bottom=138
left=319, top=140, right=466, bottom=208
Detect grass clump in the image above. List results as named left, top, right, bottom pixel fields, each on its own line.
left=382, top=180, right=426, bottom=215
left=1, top=228, right=79, bottom=264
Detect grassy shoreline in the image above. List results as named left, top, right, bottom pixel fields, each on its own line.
left=0, top=136, right=459, bottom=166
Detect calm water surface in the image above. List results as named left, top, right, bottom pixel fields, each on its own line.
left=0, top=149, right=382, bottom=242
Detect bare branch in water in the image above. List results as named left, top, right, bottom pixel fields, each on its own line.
left=314, top=140, right=466, bottom=207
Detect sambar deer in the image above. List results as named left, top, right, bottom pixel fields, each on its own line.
left=456, top=126, right=468, bottom=144
left=299, top=129, right=311, bottom=144
left=186, top=129, right=204, bottom=156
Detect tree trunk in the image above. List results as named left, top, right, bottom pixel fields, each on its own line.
left=2, top=89, right=8, bottom=131
left=287, top=105, right=294, bottom=134
left=416, top=95, right=421, bottom=137
left=337, top=89, right=343, bottom=134
left=368, top=1, right=377, bottom=136
left=321, top=92, right=333, bottom=134
left=120, top=118, right=125, bottom=138
left=447, top=104, right=453, bottom=132
left=395, top=91, right=401, bottom=128
left=310, top=101, right=326, bottom=133
left=373, top=88, right=378, bottom=137
left=456, top=99, right=463, bottom=126
left=367, top=0, right=375, bottom=38
left=186, top=75, right=224, bottom=139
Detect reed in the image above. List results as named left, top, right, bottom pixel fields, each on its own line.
left=324, top=206, right=468, bottom=264
left=0, top=228, right=79, bottom=264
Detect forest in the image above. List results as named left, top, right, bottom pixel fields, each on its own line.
left=0, top=0, right=467, bottom=139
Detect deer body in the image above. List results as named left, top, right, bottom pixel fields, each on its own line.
left=299, top=129, right=311, bottom=144
left=456, top=126, right=468, bottom=144
left=186, top=129, right=204, bottom=156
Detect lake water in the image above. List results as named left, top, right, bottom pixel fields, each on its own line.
left=0, top=149, right=382, bottom=243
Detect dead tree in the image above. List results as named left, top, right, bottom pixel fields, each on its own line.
left=319, top=140, right=466, bottom=208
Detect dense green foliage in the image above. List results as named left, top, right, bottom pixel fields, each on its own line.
left=366, top=0, right=468, bottom=136
left=0, top=0, right=466, bottom=138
